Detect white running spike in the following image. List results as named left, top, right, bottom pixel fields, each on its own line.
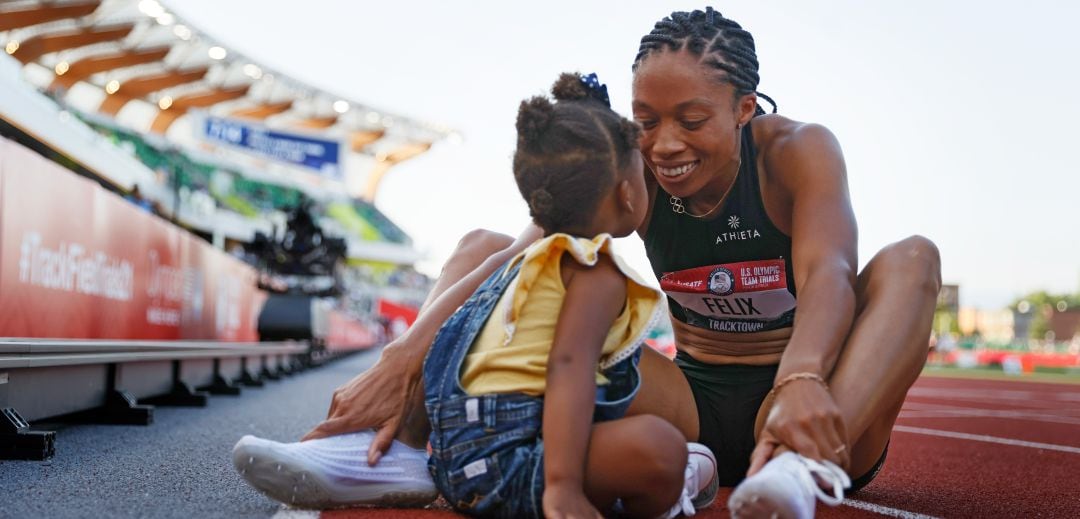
left=231, top=431, right=437, bottom=509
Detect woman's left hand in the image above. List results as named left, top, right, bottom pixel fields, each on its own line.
left=747, top=378, right=849, bottom=475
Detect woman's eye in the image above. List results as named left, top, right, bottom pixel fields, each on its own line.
left=637, top=119, right=657, bottom=130
left=682, top=119, right=707, bottom=129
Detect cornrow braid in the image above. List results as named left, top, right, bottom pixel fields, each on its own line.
left=634, top=6, right=778, bottom=115
left=513, top=73, right=641, bottom=233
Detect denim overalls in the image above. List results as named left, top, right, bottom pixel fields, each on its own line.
left=423, top=260, right=643, bottom=518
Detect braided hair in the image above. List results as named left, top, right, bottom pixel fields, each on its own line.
left=514, top=73, right=641, bottom=233
left=633, top=7, right=777, bottom=115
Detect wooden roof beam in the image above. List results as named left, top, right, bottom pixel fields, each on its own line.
left=350, top=129, right=386, bottom=152
left=383, top=141, right=433, bottom=164
left=10, top=24, right=134, bottom=64
left=50, top=46, right=171, bottom=90
left=0, top=1, right=101, bottom=32
left=98, top=67, right=209, bottom=116
left=230, top=101, right=294, bottom=120
left=295, top=116, right=339, bottom=129
left=150, top=86, right=251, bottom=134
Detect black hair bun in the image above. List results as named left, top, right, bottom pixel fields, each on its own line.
left=516, top=96, right=554, bottom=144
left=551, top=73, right=589, bottom=102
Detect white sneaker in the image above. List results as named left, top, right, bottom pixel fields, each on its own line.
left=232, top=431, right=438, bottom=509
left=664, top=442, right=719, bottom=518
left=727, top=451, right=851, bottom=519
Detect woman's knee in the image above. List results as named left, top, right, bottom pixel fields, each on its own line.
left=866, top=235, right=942, bottom=295
left=441, top=229, right=515, bottom=276
left=454, top=229, right=515, bottom=258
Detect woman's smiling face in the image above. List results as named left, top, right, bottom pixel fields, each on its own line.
left=632, top=50, right=754, bottom=199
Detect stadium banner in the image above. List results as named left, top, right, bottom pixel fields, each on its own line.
left=325, top=309, right=378, bottom=352
left=200, top=115, right=342, bottom=179
left=377, top=298, right=419, bottom=327
left=0, top=138, right=265, bottom=340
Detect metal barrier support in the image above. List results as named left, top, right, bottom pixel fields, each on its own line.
left=141, top=360, right=209, bottom=407
left=0, top=339, right=310, bottom=460
left=198, top=359, right=242, bottom=396
left=1, top=407, right=55, bottom=461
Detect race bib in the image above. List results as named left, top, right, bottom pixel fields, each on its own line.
left=660, top=259, right=796, bottom=333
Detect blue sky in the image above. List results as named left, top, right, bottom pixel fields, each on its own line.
left=172, top=1, right=1080, bottom=309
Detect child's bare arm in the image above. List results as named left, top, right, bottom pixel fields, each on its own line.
left=542, top=256, right=626, bottom=516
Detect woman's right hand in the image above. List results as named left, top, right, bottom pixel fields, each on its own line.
left=301, top=342, right=424, bottom=466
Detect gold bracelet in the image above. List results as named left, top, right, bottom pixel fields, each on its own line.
left=753, top=372, right=830, bottom=439
left=773, top=372, right=829, bottom=394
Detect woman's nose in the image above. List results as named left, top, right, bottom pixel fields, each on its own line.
left=651, top=124, right=686, bottom=158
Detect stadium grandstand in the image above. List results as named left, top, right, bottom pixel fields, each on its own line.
left=0, top=0, right=449, bottom=460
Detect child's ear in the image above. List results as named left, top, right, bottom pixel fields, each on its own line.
left=617, top=179, right=634, bottom=213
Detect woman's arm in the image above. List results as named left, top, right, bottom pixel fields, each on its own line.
left=750, top=122, right=857, bottom=473
left=303, top=224, right=544, bottom=465
left=542, top=256, right=626, bottom=518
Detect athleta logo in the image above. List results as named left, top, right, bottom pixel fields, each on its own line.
left=716, top=214, right=760, bottom=244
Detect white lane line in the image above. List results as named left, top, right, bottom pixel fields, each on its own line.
left=898, top=404, right=1080, bottom=425
left=271, top=508, right=319, bottom=519
left=845, top=499, right=940, bottom=519
left=902, top=401, right=1080, bottom=420
left=905, top=397, right=1080, bottom=413
left=908, top=387, right=1080, bottom=405
left=894, top=425, right=1080, bottom=454
left=899, top=410, right=1080, bottom=425
left=900, top=401, right=1078, bottom=413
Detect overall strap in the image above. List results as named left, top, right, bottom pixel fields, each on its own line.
left=432, top=260, right=522, bottom=398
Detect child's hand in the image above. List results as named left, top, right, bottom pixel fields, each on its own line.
left=542, top=482, right=603, bottom=519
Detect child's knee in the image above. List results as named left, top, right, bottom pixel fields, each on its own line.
left=626, top=415, right=687, bottom=487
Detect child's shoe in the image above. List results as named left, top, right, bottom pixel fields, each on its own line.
left=664, top=442, right=719, bottom=518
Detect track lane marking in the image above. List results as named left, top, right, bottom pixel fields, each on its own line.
left=844, top=499, right=940, bottom=519
left=904, top=395, right=1080, bottom=412
left=271, top=508, right=320, bottom=519
left=899, top=402, right=1080, bottom=425
left=900, top=410, right=1080, bottom=425
left=907, top=387, right=1080, bottom=404
left=893, top=425, right=1080, bottom=454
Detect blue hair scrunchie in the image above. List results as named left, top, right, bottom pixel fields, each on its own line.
left=580, top=72, right=611, bottom=108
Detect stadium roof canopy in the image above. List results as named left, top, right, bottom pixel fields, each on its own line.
left=1, top=0, right=454, bottom=199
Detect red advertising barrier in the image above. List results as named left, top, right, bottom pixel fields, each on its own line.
left=0, top=137, right=266, bottom=340
left=325, top=310, right=378, bottom=352
left=377, top=298, right=419, bottom=327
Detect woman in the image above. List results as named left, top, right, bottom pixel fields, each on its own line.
left=242, top=8, right=940, bottom=518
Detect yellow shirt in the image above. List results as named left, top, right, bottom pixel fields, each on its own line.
left=459, top=233, right=664, bottom=396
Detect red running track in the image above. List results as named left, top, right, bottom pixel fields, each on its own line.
left=289, top=374, right=1080, bottom=518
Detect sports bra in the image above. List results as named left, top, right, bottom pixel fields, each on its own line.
left=644, top=121, right=796, bottom=334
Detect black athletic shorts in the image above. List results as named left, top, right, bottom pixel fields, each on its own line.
left=674, top=350, right=887, bottom=491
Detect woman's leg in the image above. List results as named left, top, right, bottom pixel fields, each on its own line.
left=826, top=235, right=941, bottom=477
left=625, top=346, right=700, bottom=441
left=394, top=229, right=520, bottom=446
left=581, top=415, right=688, bottom=518
left=417, top=229, right=515, bottom=312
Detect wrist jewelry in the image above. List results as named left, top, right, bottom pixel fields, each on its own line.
left=753, top=372, right=830, bottom=439
left=773, top=372, right=829, bottom=394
